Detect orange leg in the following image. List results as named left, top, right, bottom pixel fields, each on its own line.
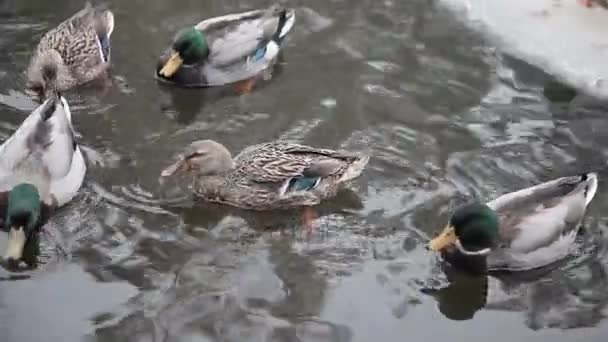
left=233, top=77, right=257, bottom=95
left=302, top=206, right=318, bottom=233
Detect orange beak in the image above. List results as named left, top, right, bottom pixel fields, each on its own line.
left=159, top=51, right=183, bottom=78
left=428, top=225, right=458, bottom=252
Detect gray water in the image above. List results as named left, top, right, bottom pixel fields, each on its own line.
left=1, top=0, right=608, bottom=341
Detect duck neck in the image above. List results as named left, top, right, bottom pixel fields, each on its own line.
left=442, top=248, right=489, bottom=276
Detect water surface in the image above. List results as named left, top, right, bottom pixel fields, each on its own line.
left=1, top=1, right=608, bottom=341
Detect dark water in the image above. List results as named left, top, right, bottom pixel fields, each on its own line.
left=1, top=0, right=608, bottom=341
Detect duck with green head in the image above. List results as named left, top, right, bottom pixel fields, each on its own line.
left=429, top=173, right=598, bottom=273
left=0, top=87, right=86, bottom=265
left=2, top=184, right=44, bottom=262
left=156, top=4, right=295, bottom=92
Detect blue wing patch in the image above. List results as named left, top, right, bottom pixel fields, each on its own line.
left=253, top=45, right=267, bottom=61
left=287, top=176, right=321, bottom=192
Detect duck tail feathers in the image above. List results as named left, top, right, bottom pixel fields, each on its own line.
left=39, top=92, right=60, bottom=121
left=91, top=3, right=114, bottom=38
left=582, top=172, right=598, bottom=206
left=272, top=7, right=295, bottom=42
left=339, top=153, right=370, bottom=183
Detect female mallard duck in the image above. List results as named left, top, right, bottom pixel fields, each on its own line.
left=156, top=4, right=295, bottom=93
left=161, top=140, right=369, bottom=225
left=429, top=173, right=598, bottom=273
left=25, top=2, right=114, bottom=101
left=0, top=90, right=86, bottom=264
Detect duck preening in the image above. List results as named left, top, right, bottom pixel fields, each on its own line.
left=25, top=2, right=114, bottom=101
left=0, top=91, right=86, bottom=264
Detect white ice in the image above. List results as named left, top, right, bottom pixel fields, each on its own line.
left=440, top=0, right=608, bottom=99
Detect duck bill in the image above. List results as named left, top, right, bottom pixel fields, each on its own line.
left=4, top=226, right=26, bottom=261
left=161, top=158, right=190, bottom=177
left=159, top=51, right=183, bottom=78
left=429, top=225, right=457, bottom=251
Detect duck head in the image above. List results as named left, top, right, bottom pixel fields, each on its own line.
left=161, top=140, right=234, bottom=177
left=429, top=203, right=499, bottom=256
left=3, top=184, right=42, bottom=265
left=158, top=28, right=210, bottom=78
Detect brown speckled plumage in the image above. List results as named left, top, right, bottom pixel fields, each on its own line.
left=26, top=3, right=114, bottom=100
left=165, top=140, right=369, bottom=210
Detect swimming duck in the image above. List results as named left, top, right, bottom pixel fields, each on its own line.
left=429, top=173, right=598, bottom=273
left=25, top=2, right=114, bottom=101
left=579, top=0, right=608, bottom=8
left=161, top=140, right=369, bottom=226
left=156, top=5, right=295, bottom=93
left=0, top=87, right=86, bottom=264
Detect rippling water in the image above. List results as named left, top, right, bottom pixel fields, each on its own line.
left=1, top=0, right=608, bottom=341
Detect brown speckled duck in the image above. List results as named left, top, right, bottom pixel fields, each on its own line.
left=161, top=140, right=369, bottom=226
left=25, top=2, right=114, bottom=101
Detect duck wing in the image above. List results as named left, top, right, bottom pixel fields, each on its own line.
left=196, top=5, right=292, bottom=67
left=487, top=173, right=598, bottom=253
left=234, top=142, right=363, bottom=195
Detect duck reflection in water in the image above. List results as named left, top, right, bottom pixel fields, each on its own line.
left=424, top=249, right=608, bottom=329
left=166, top=187, right=364, bottom=235
left=158, top=57, right=285, bottom=125
left=421, top=262, right=488, bottom=321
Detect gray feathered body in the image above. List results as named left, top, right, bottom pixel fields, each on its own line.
left=157, top=5, right=295, bottom=87
left=0, top=95, right=86, bottom=209
left=484, top=173, right=598, bottom=271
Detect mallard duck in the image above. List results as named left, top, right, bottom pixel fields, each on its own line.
left=155, top=4, right=295, bottom=93
left=579, top=0, right=608, bottom=8
left=429, top=173, right=598, bottom=273
left=0, top=90, right=86, bottom=264
left=160, top=140, right=369, bottom=226
left=25, top=2, right=114, bottom=101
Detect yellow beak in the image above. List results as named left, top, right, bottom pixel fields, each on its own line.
left=428, top=225, right=457, bottom=251
left=159, top=51, right=184, bottom=78
left=4, top=226, right=26, bottom=261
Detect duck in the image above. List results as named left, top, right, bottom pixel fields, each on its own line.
left=0, top=71, right=86, bottom=264
left=428, top=173, right=598, bottom=273
left=160, top=140, right=369, bottom=226
left=155, top=4, right=295, bottom=93
left=579, top=0, right=608, bottom=8
left=25, top=2, right=114, bottom=101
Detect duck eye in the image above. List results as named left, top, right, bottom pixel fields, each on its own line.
left=186, top=151, right=204, bottom=159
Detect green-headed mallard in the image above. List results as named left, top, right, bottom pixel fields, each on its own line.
left=0, top=91, right=86, bottom=264
left=155, top=4, right=295, bottom=93
left=25, top=2, right=114, bottom=101
left=160, top=140, right=369, bottom=225
left=429, top=173, right=598, bottom=273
